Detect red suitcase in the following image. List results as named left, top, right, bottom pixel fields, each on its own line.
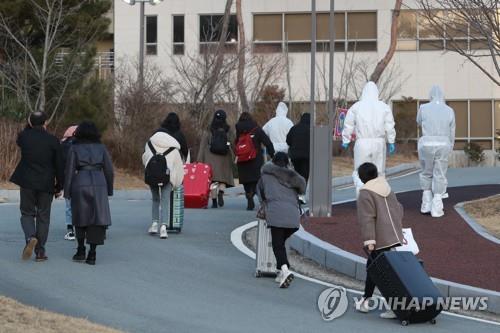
left=183, top=163, right=212, bottom=208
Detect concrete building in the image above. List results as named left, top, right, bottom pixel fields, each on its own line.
left=113, top=0, right=500, bottom=164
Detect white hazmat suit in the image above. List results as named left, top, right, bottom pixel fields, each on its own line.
left=342, top=82, right=396, bottom=194
left=417, top=85, right=455, bottom=218
left=263, top=102, right=294, bottom=153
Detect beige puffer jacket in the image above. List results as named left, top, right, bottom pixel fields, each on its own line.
left=357, top=177, right=404, bottom=250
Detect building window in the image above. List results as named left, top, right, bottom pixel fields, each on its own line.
left=173, top=15, right=184, bottom=55
left=146, top=16, right=158, bottom=55
left=199, top=14, right=238, bottom=53
left=397, top=10, right=488, bottom=52
left=253, top=11, right=377, bottom=53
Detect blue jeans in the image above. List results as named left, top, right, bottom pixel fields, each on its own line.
left=150, top=184, right=172, bottom=225
left=65, top=199, right=72, bottom=227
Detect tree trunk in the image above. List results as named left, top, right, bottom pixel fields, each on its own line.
left=236, top=0, right=249, bottom=114
left=206, top=0, right=233, bottom=115
left=369, top=0, right=402, bottom=83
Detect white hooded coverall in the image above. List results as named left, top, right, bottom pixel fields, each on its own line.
left=417, top=86, right=455, bottom=215
left=342, top=82, right=396, bottom=193
left=263, top=102, right=294, bottom=153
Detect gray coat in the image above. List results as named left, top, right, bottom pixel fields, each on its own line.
left=64, top=143, right=114, bottom=227
left=197, top=131, right=235, bottom=187
left=257, top=163, right=306, bottom=229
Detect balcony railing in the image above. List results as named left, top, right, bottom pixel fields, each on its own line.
left=55, top=51, right=114, bottom=79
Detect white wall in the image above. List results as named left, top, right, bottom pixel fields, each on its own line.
left=114, top=0, right=499, bottom=102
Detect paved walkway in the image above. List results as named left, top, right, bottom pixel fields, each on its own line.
left=0, top=167, right=499, bottom=332
left=305, top=185, right=500, bottom=291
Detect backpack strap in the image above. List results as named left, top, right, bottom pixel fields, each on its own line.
left=162, top=147, right=176, bottom=157
left=147, top=140, right=157, bottom=155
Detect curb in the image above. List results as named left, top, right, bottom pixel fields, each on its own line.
left=290, top=209, right=500, bottom=315
left=332, top=162, right=420, bottom=187
left=455, top=204, right=500, bottom=245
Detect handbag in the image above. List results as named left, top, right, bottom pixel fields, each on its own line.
left=395, top=228, right=420, bottom=255
left=256, top=204, right=266, bottom=220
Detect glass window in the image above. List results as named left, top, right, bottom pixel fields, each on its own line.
left=285, top=14, right=312, bottom=41
left=470, top=101, right=492, bottom=137
left=254, top=14, right=282, bottom=41
left=446, top=12, right=468, bottom=38
left=448, top=101, right=468, bottom=138
left=317, top=13, right=345, bottom=41
left=418, top=11, right=444, bottom=39
left=398, top=11, right=417, bottom=39
left=200, top=15, right=238, bottom=43
left=173, top=15, right=184, bottom=55
left=397, top=40, right=417, bottom=51
left=146, top=16, right=158, bottom=55
left=495, top=101, right=500, bottom=151
left=347, top=12, right=377, bottom=40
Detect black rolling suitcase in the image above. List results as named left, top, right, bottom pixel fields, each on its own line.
left=367, top=251, right=442, bottom=326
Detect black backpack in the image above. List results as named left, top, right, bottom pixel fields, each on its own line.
left=209, top=128, right=229, bottom=155
left=144, top=141, right=176, bottom=187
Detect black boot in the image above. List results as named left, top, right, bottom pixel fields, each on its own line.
left=218, top=191, right=225, bottom=207
left=246, top=193, right=255, bottom=211
left=212, top=198, right=218, bottom=208
left=72, top=246, right=86, bottom=262
left=86, top=244, right=96, bottom=265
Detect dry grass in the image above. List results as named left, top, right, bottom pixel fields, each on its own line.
left=0, top=169, right=147, bottom=191
left=0, top=296, right=123, bottom=333
left=332, top=154, right=418, bottom=178
left=463, top=195, right=500, bottom=239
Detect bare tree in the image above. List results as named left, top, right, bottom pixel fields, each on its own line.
left=416, top=0, right=500, bottom=85
left=235, top=0, right=249, bottom=113
left=205, top=0, right=234, bottom=113
left=370, top=0, right=403, bottom=83
left=0, top=0, right=110, bottom=121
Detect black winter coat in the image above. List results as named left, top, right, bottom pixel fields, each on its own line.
left=64, top=143, right=114, bottom=227
left=155, top=127, right=189, bottom=161
left=235, top=120, right=275, bottom=184
left=286, top=114, right=311, bottom=160
left=10, top=127, right=64, bottom=193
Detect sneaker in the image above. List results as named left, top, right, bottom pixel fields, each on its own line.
left=218, top=191, right=224, bottom=207
left=148, top=221, right=159, bottom=234
left=160, top=224, right=168, bottom=239
left=275, top=270, right=282, bottom=283
left=279, top=265, right=294, bottom=288
left=380, top=310, right=397, bottom=319
left=298, top=195, right=307, bottom=205
left=22, top=237, right=38, bottom=260
left=64, top=231, right=75, bottom=241
left=355, top=298, right=370, bottom=313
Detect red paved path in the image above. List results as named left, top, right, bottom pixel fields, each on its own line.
left=303, top=185, right=500, bottom=291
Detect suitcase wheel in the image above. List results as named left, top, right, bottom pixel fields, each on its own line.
left=430, top=318, right=437, bottom=325
left=255, top=271, right=262, bottom=278
left=401, top=320, right=409, bottom=327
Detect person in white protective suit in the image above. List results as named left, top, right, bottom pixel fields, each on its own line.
left=417, top=85, right=455, bottom=218
left=342, top=82, right=396, bottom=195
left=263, top=102, right=294, bottom=153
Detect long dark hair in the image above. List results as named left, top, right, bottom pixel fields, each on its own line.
left=210, top=109, right=229, bottom=132
left=74, top=121, right=101, bottom=143
left=161, top=112, right=181, bottom=132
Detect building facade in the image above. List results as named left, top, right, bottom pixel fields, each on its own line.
left=114, top=0, right=500, bottom=162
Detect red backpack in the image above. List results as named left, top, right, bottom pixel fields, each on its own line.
left=235, top=128, right=257, bottom=163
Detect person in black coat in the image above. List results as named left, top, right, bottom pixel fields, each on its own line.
left=286, top=113, right=311, bottom=182
left=10, top=112, right=64, bottom=262
left=64, top=121, right=114, bottom=265
left=235, top=112, right=274, bottom=210
left=155, top=112, right=189, bottom=161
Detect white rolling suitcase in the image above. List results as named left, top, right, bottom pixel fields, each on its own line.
left=255, top=219, right=277, bottom=278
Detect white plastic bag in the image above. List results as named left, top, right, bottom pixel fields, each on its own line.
left=396, top=228, right=420, bottom=255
